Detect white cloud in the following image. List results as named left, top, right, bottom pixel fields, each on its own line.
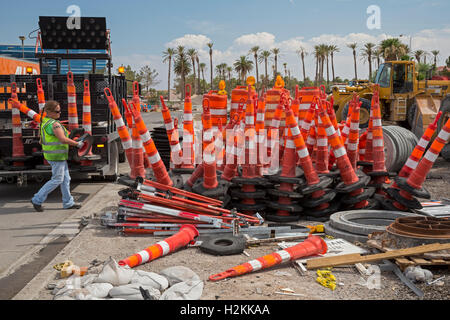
left=234, top=32, right=276, bottom=49
left=165, top=34, right=212, bottom=50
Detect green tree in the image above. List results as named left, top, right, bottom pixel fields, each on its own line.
left=361, top=43, right=376, bottom=81
left=234, top=55, right=254, bottom=84
left=136, top=65, right=160, bottom=94
left=271, top=48, right=280, bottom=80
left=162, top=48, right=175, bottom=101
left=329, top=45, right=339, bottom=82
left=207, top=42, right=214, bottom=90
left=249, top=46, right=260, bottom=86
left=380, top=38, right=408, bottom=61
left=174, top=47, right=192, bottom=99
left=347, top=43, right=358, bottom=80
left=187, top=48, right=198, bottom=95
left=296, top=47, right=308, bottom=84
left=196, top=55, right=201, bottom=95
left=199, top=62, right=206, bottom=93
left=431, top=50, right=440, bottom=67
left=414, top=50, right=424, bottom=64
left=258, top=50, right=271, bottom=88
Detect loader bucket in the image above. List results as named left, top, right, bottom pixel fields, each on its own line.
left=412, top=95, right=441, bottom=138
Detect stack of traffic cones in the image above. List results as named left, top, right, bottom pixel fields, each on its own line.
left=180, top=85, right=195, bottom=172
left=265, top=97, right=304, bottom=222
left=229, top=87, right=267, bottom=216
left=5, top=83, right=33, bottom=170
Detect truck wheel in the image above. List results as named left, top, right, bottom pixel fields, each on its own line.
left=407, top=103, right=416, bottom=128
left=342, top=98, right=371, bottom=129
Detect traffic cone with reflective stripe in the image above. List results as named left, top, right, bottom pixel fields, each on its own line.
left=391, top=117, right=450, bottom=211
left=192, top=100, right=228, bottom=199
left=317, top=99, right=376, bottom=210
left=347, top=98, right=361, bottom=169
left=118, top=225, right=199, bottom=268
left=209, top=235, right=327, bottom=281
left=367, top=87, right=389, bottom=194
left=383, top=112, right=443, bottom=211
left=105, top=88, right=134, bottom=178
left=122, top=99, right=146, bottom=179
left=287, top=100, right=336, bottom=221
left=215, top=118, right=225, bottom=171
left=220, top=121, right=240, bottom=182
left=358, top=130, right=368, bottom=161
left=229, top=87, right=266, bottom=215
left=36, top=78, right=46, bottom=114
left=160, top=96, right=182, bottom=169
left=255, top=93, right=266, bottom=175
left=80, top=79, right=95, bottom=167
left=9, top=98, right=41, bottom=123
left=314, top=111, right=329, bottom=174
left=67, top=72, right=79, bottom=131
left=181, top=84, right=195, bottom=171
left=266, top=102, right=303, bottom=222
left=6, top=83, right=31, bottom=170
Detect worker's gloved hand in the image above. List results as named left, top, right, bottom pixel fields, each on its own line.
left=76, top=140, right=84, bottom=149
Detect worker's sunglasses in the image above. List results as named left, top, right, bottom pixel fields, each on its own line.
left=54, top=110, right=61, bottom=113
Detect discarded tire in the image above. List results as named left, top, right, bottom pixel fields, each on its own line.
left=324, top=222, right=368, bottom=243
left=199, top=235, right=246, bottom=256
left=382, top=126, right=418, bottom=173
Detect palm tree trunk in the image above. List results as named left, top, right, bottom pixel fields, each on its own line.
left=315, top=58, right=318, bottom=86
left=191, top=58, right=196, bottom=95
left=254, top=54, right=259, bottom=85
left=368, top=54, right=372, bottom=81
left=197, top=58, right=201, bottom=95
left=302, top=54, right=306, bottom=84
left=331, top=52, right=335, bottom=82
left=168, top=58, right=171, bottom=102
left=353, top=51, right=358, bottom=80
left=209, top=53, right=213, bottom=91
left=264, top=58, right=268, bottom=89
left=326, top=55, right=330, bottom=85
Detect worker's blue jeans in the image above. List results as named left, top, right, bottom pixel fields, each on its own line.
left=32, top=160, right=74, bottom=209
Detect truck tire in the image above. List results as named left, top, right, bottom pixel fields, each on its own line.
left=342, top=98, right=371, bottom=129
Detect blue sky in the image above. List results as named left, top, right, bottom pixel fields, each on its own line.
left=1, top=0, right=449, bottom=89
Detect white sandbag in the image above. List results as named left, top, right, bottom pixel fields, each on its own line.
left=109, top=283, right=161, bottom=300
left=404, top=266, right=433, bottom=283
left=84, top=283, right=114, bottom=298
left=159, top=266, right=200, bottom=286
left=160, top=279, right=204, bottom=300
left=94, top=257, right=135, bottom=286
left=130, top=270, right=169, bottom=291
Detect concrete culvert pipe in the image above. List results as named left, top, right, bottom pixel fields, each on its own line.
left=382, top=126, right=419, bottom=173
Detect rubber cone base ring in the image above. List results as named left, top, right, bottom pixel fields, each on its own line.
left=379, top=197, right=412, bottom=212
left=305, top=201, right=340, bottom=219
left=266, top=201, right=303, bottom=213
left=395, top=177, right=431, bottom=199
left=302, top=189, right=337, bottom=208
left=192, top=179, right=230, bottom=199
left=347, top=198, right=380, bottom=210
left=341, top=187, right=376, bottom=205
left=171, top=168, right=195, bottom=174
left=230, top=202, right=266, bottom=212
left=386, top=187, right=423, bottom=210
left=265, top=213, right=301, bottom=223
left=267, top=188, right=303, bottom=199
left=230, top=187, right=266, bottom=199
left=266, top=175, right=306, bottom=185
left=232, top=176, right=268, bottom=186
left=168, top=173, right=184, bottom=189
left=301, top=176, right=334, bottom=195
left=335, top=175, right=370, bottom=193
left=367, top=171, right=390, bottom=177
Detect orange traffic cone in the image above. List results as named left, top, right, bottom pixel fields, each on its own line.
left=118, top=225, right=199, bottom=268
left=209, top=235, right=327, bottom=281
left=347, top=96, right=361, bottom=169
left=67, top=72, right=79, bottom=131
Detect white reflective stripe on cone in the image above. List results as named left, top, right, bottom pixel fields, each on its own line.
left=350, top=122, right=359, bottom=131
left=204, top=129, right=213, bottom=141
left=149, top=153, right=161, bottom=164
left=347, top=143, right=358, bottom=151
left=417, top=138, right=430, bottom=149
left=359, top=149, right=366, bottom=155
left=171, top=143, right=181, bottom=152
left=372, top=139, right=384, bottom=147
left=372, top=118, right=382, bottom=127
left=285, top=139, right=295, bottom=149
left=245, top=116, right=254, bottom=125
left=39, top=103, right=45, bottom=110
left=271, top=119, right=280, bottom=128
left=256, top=113, right=265, bottom=122
left=405, top=158, right=419, bottom=170
left=12, top=127, right=22, bottom=134
left=203, top=153, right=215, bottom=164
left=317, top=139, right=327, bottom=147
left=248, top=259, right=263, bottom=271
left=290, top=126, right=301, bottom=137
left=165, top=121, right=174, bottom=131
left=83, top=106, right=91, bottom=113
left=115, top=118, right=125, bottom=128
left=297, top=147, right=309, bottom=159
left=300, top=103, right=310, bottom=110
left=137, top=250, right=150, bottom=263
left=342, top=126, right=350, bottom=135
left=325, top=126, right=335, bottom=136
left=276, top=250, right=291, bottom=262
left=68, top=117, right=78, bottom=124
left=68, top=96, right=76, bottom=104
left=184, top=113, right=193, bottom=121
left=424, top=151, right=439, bottom=163
left=307, top=136, right=316, bottom=145
left=438, top=127, right=450, bottom=141
left=157, top=241, right=171, bottom=255
left=141, top=131, right=151, bottom=143
left=122, top=139, right=133, bottom=150
left=132, top=139, right=143, bottom=149
left=210, top=109, right=227, bottom=116
left=183, top=134, right=193, bottom=143
left=334, top=146, right=347, bottom=158
left=27, top=110, right=37, bottom=118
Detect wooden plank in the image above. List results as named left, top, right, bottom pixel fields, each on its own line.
left=395, top=257, right=414, bottom=265
left=410, top=257, right=432, bottom=265
left=429, top=259, right=449, bottom=265
left=306, top=243, right=450, bottom=269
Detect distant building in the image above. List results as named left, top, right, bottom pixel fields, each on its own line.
left=0, top=44, right=107, bottom=74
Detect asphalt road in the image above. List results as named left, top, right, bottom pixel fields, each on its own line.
left=0, top=109, right=173, bottom=299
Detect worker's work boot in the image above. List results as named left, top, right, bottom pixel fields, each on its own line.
left=31, top=200, right=43, bottom=212
left=65, top=203, right=82, bottom=210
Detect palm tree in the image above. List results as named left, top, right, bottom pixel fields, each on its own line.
left=199, top=62, right=206, bottom=93
left=196, top=55, right=201, bottom=95
left=187, top=48, right=198, bottom=95
left=374, top=46, right=383, bottom=69
left=271, top=48, right=280, bottom=79
left=215, top=63, right=227, bottom=80
left=329, top=45, right=339, bottom=82
left=207, top=42, right=214, bottom=90
left=325, top=45, right=331, bottom=85
left=162, top=48, right=175, bottom=101
left=380, top=38, right=408, bottom=61
left=361, top=43, right=376, bottom=81
left=431, top=50, right=440, bottom=66
left=174, top=46, right=191, bottom=99
left=249, top=46, right=260, bottom=86
left=226, top=66, right=232, bottom=95
left=347, top=43, right=358, bottom=80
left=234, top=56, right=254, bottom=84
left=258, top=50, right=271, bottom=87
left=296, top=47, right=308, bottom=83
left=414, top=50, right=424, bottom=64
left=314, top=45, right=320, bottom=85
left=423, top=51, right=429, bottom=64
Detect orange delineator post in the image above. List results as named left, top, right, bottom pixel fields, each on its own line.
left=122, top=99, right=146, bottom=179
left=209, top=235, right=327, bottom=281
left=200, top=100, right=218, bottom=189
left=255, top=93, right=266, bottom=175
left=346, top=98, right=361, bottom=169
left=67, top=71, right=79, bottom=131
left=160, top=96, right=182, bottom=169
left=9, top=99, right=41, bottom=123
left=82, top=80, right=92, bottom=136
left=182, top=84, right=195, bottom=169
left=36, top=78, right=46, bottom=114
left=10, top=83, right=26, bottom=165
left=314, top=111, right=329, bottom=174
left=104, top=88, right=134, bottom=177
left=118, top=225, right=199, bottom=268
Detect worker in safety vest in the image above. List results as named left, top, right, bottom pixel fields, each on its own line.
left=31, top=100, right=84, bottom=212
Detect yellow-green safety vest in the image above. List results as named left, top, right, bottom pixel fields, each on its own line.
left=40, top=117, right=69, bottom=161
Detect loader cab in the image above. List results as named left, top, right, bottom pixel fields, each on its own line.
left=375, top=61, right=416, bottom=97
